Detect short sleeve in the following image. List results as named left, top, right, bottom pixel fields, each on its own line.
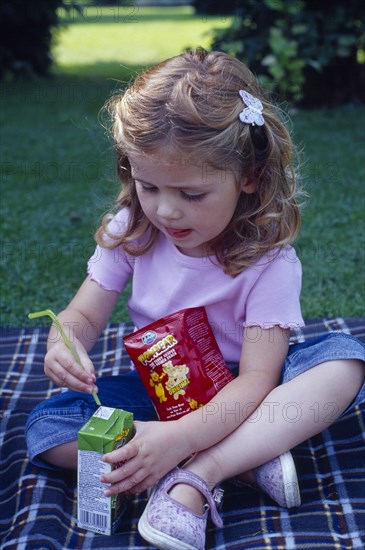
left=244, top=246, right=304, bottom=329
left=87, top=209, right=133, bottom=293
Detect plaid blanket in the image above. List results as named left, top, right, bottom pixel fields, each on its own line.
left=1, top=319, right=364, bottom=550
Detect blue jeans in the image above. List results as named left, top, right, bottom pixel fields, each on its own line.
left=25, top=332, right=365, bottom=469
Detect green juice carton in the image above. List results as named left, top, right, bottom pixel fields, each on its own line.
left=77, top=406, right=134, bottom=535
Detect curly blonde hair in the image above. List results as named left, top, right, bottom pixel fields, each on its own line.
left=96, top=48, right=301, bottom=276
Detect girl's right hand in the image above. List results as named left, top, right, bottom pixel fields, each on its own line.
left=44, top=338, right=98, bottom=394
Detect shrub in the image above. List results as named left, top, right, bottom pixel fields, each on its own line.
left=0, top=0, right=77, bottom=80
left=211, top=0, right=365, bottom=106
left=192, top=0, right=242, bottom=16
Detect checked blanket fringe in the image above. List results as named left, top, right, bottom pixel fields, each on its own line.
left=1, top=318, right=364, bottom=549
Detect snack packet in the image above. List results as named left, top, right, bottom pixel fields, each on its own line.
left=123, top=307, right=234, bottom=421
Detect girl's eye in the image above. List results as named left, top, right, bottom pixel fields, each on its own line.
left=182, top=192, right=206, bottom=202
left=137, top=181, right=205, bottom=202
left=140, top=184, right=158, bottom=193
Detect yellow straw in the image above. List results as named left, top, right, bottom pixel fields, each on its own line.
left=28, top=309, right=101, bottom=406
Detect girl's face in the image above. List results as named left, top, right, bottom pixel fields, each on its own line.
left=130, top=150, right=252, bottom=257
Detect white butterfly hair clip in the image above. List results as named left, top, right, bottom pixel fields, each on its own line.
left=239, top=90, right=265, bottom=126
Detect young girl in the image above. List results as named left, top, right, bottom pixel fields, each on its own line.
left=26, top=49, right=365, bottom=550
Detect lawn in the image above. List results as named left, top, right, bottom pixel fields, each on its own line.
left=1, top=6, right=364, bottom=326
left=54, top=5, right=230, bottom=79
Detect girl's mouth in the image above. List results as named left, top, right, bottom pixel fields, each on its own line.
left=165, top=227, right=193, bottom=239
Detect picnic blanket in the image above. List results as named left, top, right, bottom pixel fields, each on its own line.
left=1, top=318, right=364, bottom=550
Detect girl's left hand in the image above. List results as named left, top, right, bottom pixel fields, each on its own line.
left=100, top=420, right=191, bottom=495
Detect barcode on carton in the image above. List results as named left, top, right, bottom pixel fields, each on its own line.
left=79, top=509, right=109, bottom=534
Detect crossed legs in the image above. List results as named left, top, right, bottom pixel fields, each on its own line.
left=170, top=359, right=365, bottom=510
left=40, top=359, right=364, bottom=511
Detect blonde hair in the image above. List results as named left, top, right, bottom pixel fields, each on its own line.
left=96, top=48, right=301, bottom=276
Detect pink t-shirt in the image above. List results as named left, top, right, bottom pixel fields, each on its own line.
left=88, top=209, right=304, bottom=363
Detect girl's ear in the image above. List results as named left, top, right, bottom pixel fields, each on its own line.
left=241, top=178, right=257, bottom=195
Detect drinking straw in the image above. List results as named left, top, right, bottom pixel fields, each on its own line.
left=28, top=309, right=101, bottom=406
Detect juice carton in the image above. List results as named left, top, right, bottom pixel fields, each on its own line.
left=77, top=406, right=134, bottom=535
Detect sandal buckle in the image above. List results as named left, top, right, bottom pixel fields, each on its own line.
left=213, top=487, right=224, bottom=511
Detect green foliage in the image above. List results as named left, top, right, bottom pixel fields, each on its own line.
left=0, top=0, right=78, bottom=80
left=192, top=0, right=241, bottom=16
left=211, top=0, right=365, bottom=105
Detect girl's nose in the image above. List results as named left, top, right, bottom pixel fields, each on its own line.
left=156, top=197, right=181, bottom=220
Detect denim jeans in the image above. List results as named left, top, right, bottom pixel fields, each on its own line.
left=25, top=332, right=365, bottom=469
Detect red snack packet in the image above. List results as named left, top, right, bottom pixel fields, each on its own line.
left=123, top=307, right=234, bottom=421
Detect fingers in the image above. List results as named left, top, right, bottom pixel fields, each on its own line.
left=100, top=421, right=177, bottom=496
left=104, top=474, right=156, bottom=496
left=74, top=344, right=96, bottom=378
left=127, top=475, right=156, bottom=495
left=101, top=457, right=157, bottom=496
left=102, top=440, right=139, bottom=476
left=101, top=441, right=155, bottom=495
left=44, top=341, right=97, bottom=393
left=49, top=362, right=98, bottom=394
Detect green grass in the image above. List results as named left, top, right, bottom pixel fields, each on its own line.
left=1, top=7, right=364, bottom=326
left=54, top=5, right=231, bottom=79
left=293, top=108, right=365, bottom=317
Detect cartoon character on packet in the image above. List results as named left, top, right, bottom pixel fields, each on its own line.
left=149, top=371, right=167, bottom=403
left=162, top=361, right=190, bottom=400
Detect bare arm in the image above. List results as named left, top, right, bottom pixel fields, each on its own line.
left=178, top=325, right=289, bottom=453
left=45, top=277, right=120, bottom=393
